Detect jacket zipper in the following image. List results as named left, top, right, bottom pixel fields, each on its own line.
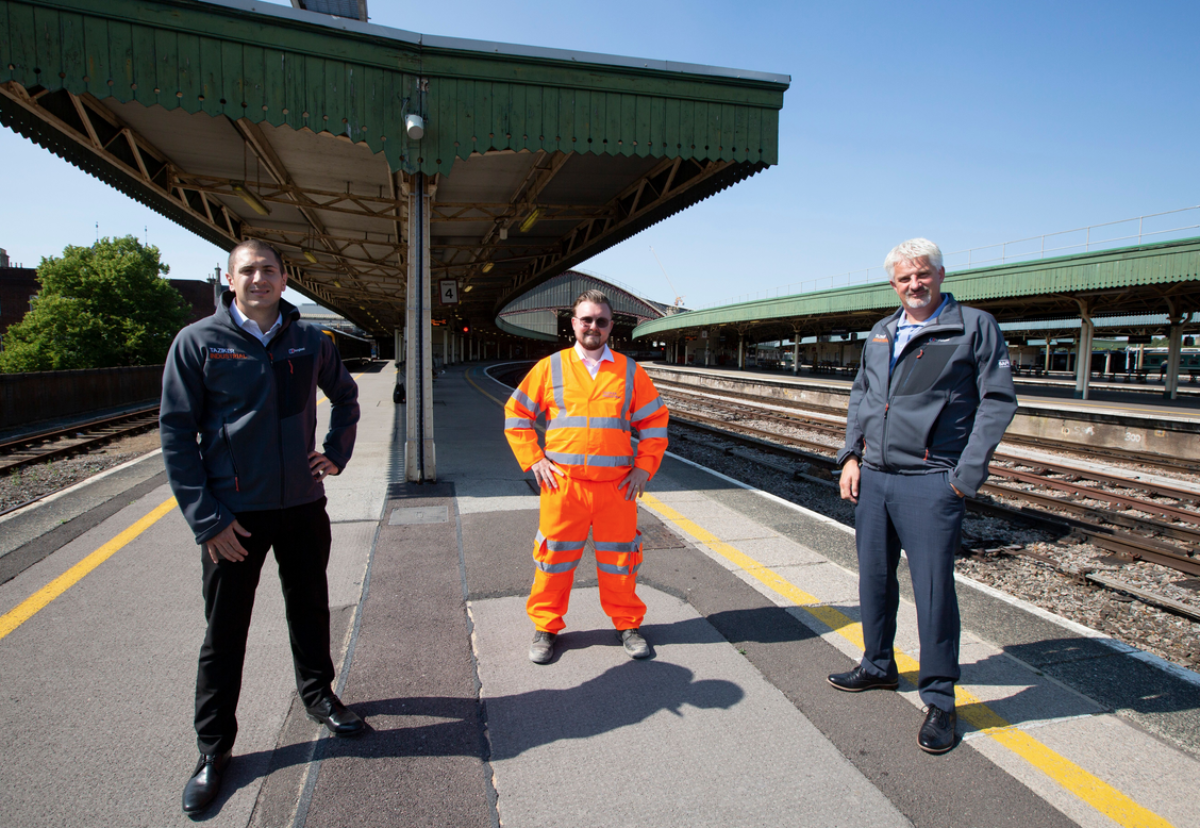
left=222, top=425, right=241, bottom=492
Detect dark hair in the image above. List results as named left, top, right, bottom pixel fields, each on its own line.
left=227, top=238, right=285, bottom=275
left=572, top=289, right=612, bottom=316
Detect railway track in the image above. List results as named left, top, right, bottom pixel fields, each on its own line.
left=660, top=389, right=1200, bottom=578
left=0, top=406, right=161, bottom=475
left=653, top=378, right=1200, bottom=475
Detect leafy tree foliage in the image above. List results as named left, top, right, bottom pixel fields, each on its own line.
left=0, top=236, right=191, bottom=372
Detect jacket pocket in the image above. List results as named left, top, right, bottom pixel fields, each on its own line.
left=275, top=354, right=316, bottom=419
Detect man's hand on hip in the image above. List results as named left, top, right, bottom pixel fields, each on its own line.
left=618, top=466, right=651, bottom=501
left=531, top=457, right=565, bottom=490
left=839, top=457, right=861, bottom=504
left=309, top=451, right=341, bottom=480
left=206, top=520, right=252, bottom=563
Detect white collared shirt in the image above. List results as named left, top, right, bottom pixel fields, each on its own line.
left=230, top=301, right=283, bottom=346
left=574, top=342, right=614, bottom=379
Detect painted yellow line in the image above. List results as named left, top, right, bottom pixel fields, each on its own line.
left=641, top=493, right=1175, bottom=828
left=0, top=496, right=178, bottom=642
left=465, top=366, right=508, bottom=408
left=316, top=370, right=367, bottom=407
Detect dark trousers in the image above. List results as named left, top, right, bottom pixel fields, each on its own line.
left=854, top=467, right=964, bottom=712
left=195, top=498, right=335, bottom=755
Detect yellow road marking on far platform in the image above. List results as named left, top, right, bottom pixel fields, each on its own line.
left=0, top=496, right=178, bottom=642
left=641, top=493, right=1176, bottom=828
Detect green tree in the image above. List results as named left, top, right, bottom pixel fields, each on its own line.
left=0, top=236, right=191, bottom=372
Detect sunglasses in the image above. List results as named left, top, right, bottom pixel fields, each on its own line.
left=574, top=316, right=611, bottom=328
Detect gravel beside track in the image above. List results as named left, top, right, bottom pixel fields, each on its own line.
left=0, top=430, right=162, bottom=513
left=667, top=426, right=1200, bottom=673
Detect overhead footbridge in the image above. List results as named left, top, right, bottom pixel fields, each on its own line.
left=633, top=236, right=1200, bottom=400
left=0, top=0, right=788, bottom=480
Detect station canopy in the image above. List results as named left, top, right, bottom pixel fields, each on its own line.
left=0, top=0, right=790, bottom=337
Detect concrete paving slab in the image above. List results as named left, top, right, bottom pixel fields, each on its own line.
left=471, top=588, right=910, bottom=828
left=724, top=534, right=832, bottom=567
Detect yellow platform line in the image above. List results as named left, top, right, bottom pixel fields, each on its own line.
left=316, top=370, right=367, bottom=407
left=641, top=493, right=1174, bottom=828
left=0, top=496, right=178, bottom=642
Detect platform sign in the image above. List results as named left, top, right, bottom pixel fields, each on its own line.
left=439, top=280, right=459, bottom=305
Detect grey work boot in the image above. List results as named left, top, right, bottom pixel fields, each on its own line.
left=619, top=628, right=651, bottom=659
left=528, top=630, right=557, bottom=664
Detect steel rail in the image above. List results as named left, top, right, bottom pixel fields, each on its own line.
left=987, top=466, right=1200, bottom=526
left=979, top=482, right=1200, bottom=545
left=0, top=407, right=160, bottom=474
left=657, top=381, right=1200, bottom=474
left=667, top=411, right=1200, bottom=577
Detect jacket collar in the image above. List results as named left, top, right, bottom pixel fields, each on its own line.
left=884, top=293, right=963, bottom=337
left=216, top=290, right=301, bottom=337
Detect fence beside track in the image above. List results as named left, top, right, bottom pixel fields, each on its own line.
left=0, top=365, right=162, bottom=429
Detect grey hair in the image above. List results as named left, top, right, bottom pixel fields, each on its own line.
left=228, top=238, right=285, bottom=274
left=572, top=289, right=613, bottom=316
left=884, top=238, right=943, bottom=279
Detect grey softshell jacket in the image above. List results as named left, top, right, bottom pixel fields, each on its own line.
left=160, top=292, right=360, bottom=544
left=836, top=294, right=1017, bottom=497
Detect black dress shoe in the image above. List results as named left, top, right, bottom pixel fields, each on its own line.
left=182, top=750, right=232, bottom=815
left=918, top=705, right=958, bottom=754
left=306, top=694, right=365, bottom=736
left=827, top=665, right=899, bottom=692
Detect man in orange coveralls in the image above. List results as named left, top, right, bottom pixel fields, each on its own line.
left=505, top=290, right=670, bottom=664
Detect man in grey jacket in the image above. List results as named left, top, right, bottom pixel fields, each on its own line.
left=161, top=239, right=363, bottom=816
left=831, top=238, right=1017, bottom=754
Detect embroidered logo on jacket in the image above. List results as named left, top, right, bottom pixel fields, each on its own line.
left=289, top=347, right=307, bottom=355
left=208, top=347, right=248, bottom=360
left=998, top=358, right=1011, bottom=368
left=600, top=391, right=623, bottom=400
left=872, top=336, right=888, bottom=343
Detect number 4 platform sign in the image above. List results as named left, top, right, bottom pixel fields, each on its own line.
left=440, top=280, right=459, bottom=305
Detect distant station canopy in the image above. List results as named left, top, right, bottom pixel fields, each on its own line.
left=290, top=0, right=368, bottom=22
left=497, top=270, right=670, bottom=350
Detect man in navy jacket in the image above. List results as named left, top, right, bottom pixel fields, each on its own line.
left=161, top=239, right=363, bottom=815
left=832, top=238, right=1017, bottom=754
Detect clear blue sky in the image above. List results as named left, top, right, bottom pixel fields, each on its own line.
left=3, top=0, right=1197, bottom=310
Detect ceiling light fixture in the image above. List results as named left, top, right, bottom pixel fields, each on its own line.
left=231, top=181, right=270, bottom=215
left=303, top=249, right=318, bottom=264
left=481, top=262, right=494, bottom=273
left=519, top=207, right=541, bottom=233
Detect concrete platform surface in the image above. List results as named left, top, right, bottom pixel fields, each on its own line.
left=0, top=360, right=1198, bottom=828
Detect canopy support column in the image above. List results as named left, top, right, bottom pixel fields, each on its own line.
left=1073, top=300, right=1094, bottom=399
left=1164, top=300, right=1191, bottom=400
left=792, top=327, right=801, bottom=375
left=404, top=173, right=436, bottom=482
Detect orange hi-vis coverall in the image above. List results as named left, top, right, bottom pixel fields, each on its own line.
left=504, top=348, right=669, bottom=633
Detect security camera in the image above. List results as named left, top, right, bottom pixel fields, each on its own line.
left=405, top=114, right=425, bottom=140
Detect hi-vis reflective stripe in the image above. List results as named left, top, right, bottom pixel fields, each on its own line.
left=622, top=357, right=635, bottom=418
left=505, top=417, right=535, bottom=429
left=550, top=351, right=567, bottom=412
left=598, top=559, right=642, bottom=576
left=509, top=388, right=542, bottom=419
left=636, top=428, right=669, bottom=440
left=535, top=530, right=587, bottom=552
left=537, top=557, right=583, bottom=573
left=595, top=539, right=641, bottom=553
left=533, top=530, right=585, bottom=573
left=547, top=416, right=631, bottom=432
left=545, top=451, right=634, bottom=467
left=630, top=396, right=664, bottom=423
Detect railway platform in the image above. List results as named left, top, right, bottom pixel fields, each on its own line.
left=1, top=361, right=1198, bottom=828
